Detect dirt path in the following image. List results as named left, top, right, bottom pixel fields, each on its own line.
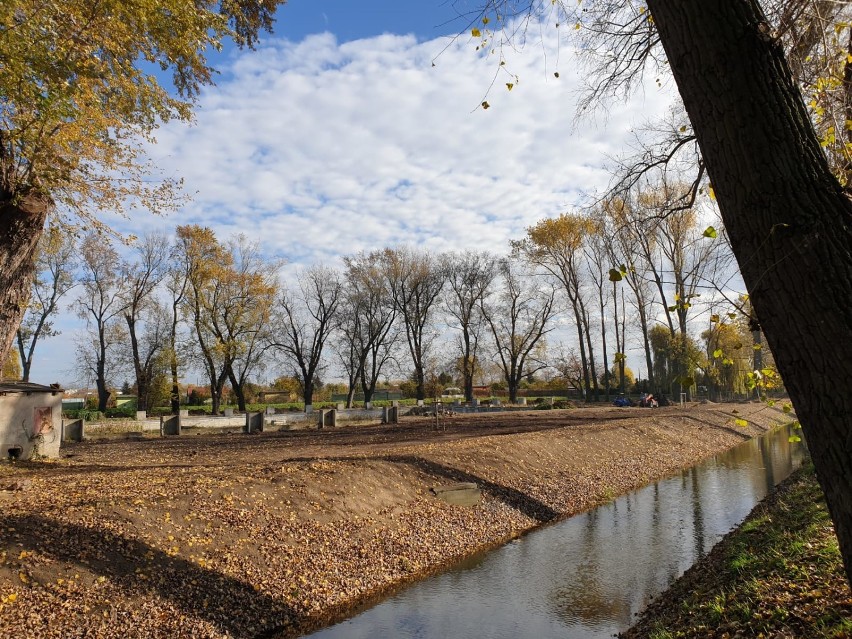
left=0, top=402, right=791, bottom=639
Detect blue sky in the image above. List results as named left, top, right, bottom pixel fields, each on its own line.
left=34, top=2, right=680, bottom=387
left=276, top=0, right=472, bottom=42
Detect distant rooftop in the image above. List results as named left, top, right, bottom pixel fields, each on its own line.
left=0, top=382, right=64, bottom=394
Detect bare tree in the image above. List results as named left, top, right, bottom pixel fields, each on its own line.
left=444, top=250, right=498, bottom=402
left=121, top=233, right=169, bottom=412
left=482, top=258, right=557, bottom=404
left=274, top=265, right=342, bottom=409
left=602, top=197, right=658, bottom=385
left=76, top=235, right=129, bottom=411
left=583, top=224, right=614, bottom=399
left=381, top=247, right=447, bottom=401
left=338, top=252, right=399, bottom=407
left=119, top=301, right=170, bottom=412
left=16, top=227, right=77, bottom=382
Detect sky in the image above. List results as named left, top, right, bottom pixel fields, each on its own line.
left=32, top=1, right=679, bottom=387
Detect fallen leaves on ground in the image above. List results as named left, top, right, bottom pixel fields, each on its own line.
left=0, top=403, right=788, bottom=638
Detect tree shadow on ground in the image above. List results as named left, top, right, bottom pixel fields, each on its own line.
left=1, top=514, right=296, bottom=639
left=678, top=413, right=770, bottom=439
left=278, top=452, right=560, bottom=524
left=384, top=454, right=560, bottom=523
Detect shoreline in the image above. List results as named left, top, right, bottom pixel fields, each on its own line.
left=0, top=402, right=790, bottom=638
left=621, top=462, right=852, bottom=638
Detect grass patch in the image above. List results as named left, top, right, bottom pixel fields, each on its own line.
left=623, top=462, right=852, bottom=638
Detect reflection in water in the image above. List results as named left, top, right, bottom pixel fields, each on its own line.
left=305, top=425, right=806, bottom=639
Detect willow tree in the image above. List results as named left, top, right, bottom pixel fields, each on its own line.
left=478, top=0, right=852, bottom=584
left=0, top=0, right=283, bottom=369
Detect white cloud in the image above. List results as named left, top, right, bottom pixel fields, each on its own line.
left=35, top=25, right=678, bottom=385
left=137, top=28, right=675, bottom=266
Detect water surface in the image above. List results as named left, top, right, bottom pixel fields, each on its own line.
left=306, top=424, right=806, bottom=639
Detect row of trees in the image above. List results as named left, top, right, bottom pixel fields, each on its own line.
left=14, top=186, right=767, bottom=412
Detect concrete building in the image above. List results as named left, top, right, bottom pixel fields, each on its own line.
left=0, top=382, right=63, bottom=460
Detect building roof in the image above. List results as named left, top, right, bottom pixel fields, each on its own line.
left=0, top=382, right=63, bottom=394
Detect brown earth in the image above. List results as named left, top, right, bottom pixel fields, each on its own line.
left=0, top=402, right=792, bottom=639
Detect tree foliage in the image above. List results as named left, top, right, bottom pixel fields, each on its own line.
left=0, top=0, right=282, bottom=222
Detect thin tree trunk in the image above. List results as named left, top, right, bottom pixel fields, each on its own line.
left=570, top=302, right=591, bottom=400
left=599, top=288, right=611, bottom=400
left=126, top=315, right=149, bottom=412
left=16, top=331, right=31, bottom=382
left=303, top=380, right=314, bottom=408
left=649, top=0, right=852, bottom=585
left=0, top=195, right=50, bottom=369
left=580, top=302, right=599, bottom=400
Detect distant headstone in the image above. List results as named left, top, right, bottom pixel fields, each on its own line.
left=417, top=400, right=424, bottom=407
left=317, top=409, right=337, bottom=428
left=136, top=410, right=147, bottom=420
left=245, top=412, right=264, bottom=433
left=62, top=419, right=84, bottom=443
left=391, top=400, right=399, bottom=408
left=224, top=408, right=234, bottom=417
left=179, top=409, right=189, bottom=418
left=337, top=403, right=345, bottom=411
left=305, top=404, right=314, bottom=414
left=518, top=397, right=527, bottom=406
left=266, top=406, right=276, bottom=415
left=365, top=401, right=373, bottom=409
left=160, top=414, right=181, bottom=437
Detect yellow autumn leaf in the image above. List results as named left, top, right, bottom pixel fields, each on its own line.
left=506, top=83, right=514, bottom=91
left=471, top=27, right=481, bottom=37
left=6, top=593, right=17, bottom=603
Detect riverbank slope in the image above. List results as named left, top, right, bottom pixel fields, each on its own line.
left=0, top=402, right=788, bottom=638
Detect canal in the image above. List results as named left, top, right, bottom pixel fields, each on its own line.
left=305, top=423, right=806, bottom=639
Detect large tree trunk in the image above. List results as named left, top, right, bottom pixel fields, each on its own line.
left=227, top=367, right=247, bottom=412
left=649, top=0, right=852, bottom=584
left=0, top=194, right=50, bottom=370
left=303, top=379, right=314, bottom=408
left=462, top=330, right=476, bottom=403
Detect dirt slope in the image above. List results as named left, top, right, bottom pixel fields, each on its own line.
left=0, top=402, right=790, bottom=639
